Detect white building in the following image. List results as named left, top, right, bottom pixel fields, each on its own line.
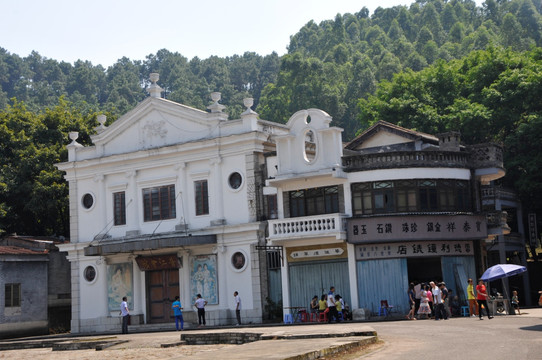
left=265, top=119, right=506, bottom=317
left=58, top=74, right=509, bottom=332
left=56, top=75, right=289, bottom=333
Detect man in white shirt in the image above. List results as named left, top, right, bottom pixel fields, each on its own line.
left=120, top=296, right=130, bottom=334
left=326, top=286, right=340, bottom=323
left=234, top=291, right=242, bottom=325
left=193, top=294, right=208, bottom=327
left=431, top=281, right=446, bottom=320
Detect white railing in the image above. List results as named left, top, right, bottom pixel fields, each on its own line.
left=268, top=213, right=346, bottom=240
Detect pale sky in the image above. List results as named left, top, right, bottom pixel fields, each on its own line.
left=1, top=0, right=480, bottom=67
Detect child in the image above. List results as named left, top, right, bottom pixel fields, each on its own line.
left=511, top=290, right=521, bottom=315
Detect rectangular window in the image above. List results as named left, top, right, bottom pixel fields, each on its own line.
left=289, top=186, right=339, bottom=217
left=113, top=192, right=126, bottom=226
left=265, top=194, right=278, bottom=219
left=143, top=185, right=176, bottom=221
left=195, top=180, right=209, bottom=216
left=5, top=283, right=21, bottom=307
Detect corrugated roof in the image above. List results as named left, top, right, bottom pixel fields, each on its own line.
left=0, top=245, right=49, bottom=255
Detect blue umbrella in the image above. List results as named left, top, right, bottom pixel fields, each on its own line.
left=480, top=264, right=526, bottom=282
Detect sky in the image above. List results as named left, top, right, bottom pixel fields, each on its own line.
left=1, top=0, right=478, bottom=68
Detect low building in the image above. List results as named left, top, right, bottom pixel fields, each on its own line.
left=0, top=235, right=71, bottom=338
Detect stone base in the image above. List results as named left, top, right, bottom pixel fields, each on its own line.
left=352, top=308, right=370, bottom=321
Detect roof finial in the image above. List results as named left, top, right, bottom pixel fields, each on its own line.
left=207, top=92, right=226, bottom=113
left=147, top=73, right=163, bottom=98
left=241, top=97, right=258, bottom=117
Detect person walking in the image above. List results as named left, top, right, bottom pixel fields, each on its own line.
left=440, top=282, right=451, bottom=319
left=467, top=278, right=478, bottom=317
left=417, top=286, right=431, bottom=319
left=511, top=290, right=521, bottom=315
left=431, top=281, right=446, bottom=320
left=327, top=286, right=340, bottom=323
left=233, top=291, right=242, bottom=325
left=406, top=282, right=417, bottom=320
left=194, top=293, right=208, bottom=327
left=476, top=279, right=493, bottom=320
left=172, top=295, right=183, bottom=331
left=120, top=296, right=130, bottom=334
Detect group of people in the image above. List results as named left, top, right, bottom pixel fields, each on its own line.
left=309, top=286, right=351, bottom=323
left=118, top=291, right=242, bottom=334
left=406, top=281, right=452, bottom=320
left=406, top=278, right=503, bottom=321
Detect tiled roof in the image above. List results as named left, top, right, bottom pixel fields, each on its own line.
left=0, top=245, right=49, bottom=255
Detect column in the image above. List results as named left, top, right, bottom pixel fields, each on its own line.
left=210, top=157, right=225, bottom=225
left=126, top=171, right=140, bottom=235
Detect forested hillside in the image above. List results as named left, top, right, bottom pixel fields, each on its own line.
left=1, top=0, right=542, bottom=237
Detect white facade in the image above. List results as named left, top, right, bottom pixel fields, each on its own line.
left=57, top=76, right=289, bottom=333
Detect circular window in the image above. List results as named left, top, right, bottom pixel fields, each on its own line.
left=83, top=265, right=97, bottom=283
left=228, top=172, right=243, bottom=190
left=231, top=251, right=247, bottom=271
left=82, top=193, right=94, bottom=209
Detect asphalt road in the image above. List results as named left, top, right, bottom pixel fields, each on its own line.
left=362, top=309, right=542, bottom=360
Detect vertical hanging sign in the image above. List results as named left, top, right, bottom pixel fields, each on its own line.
left=528, top=213, right=538, bottom=247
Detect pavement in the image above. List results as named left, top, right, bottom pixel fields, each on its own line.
left=1, top=307, right=541, bottom=360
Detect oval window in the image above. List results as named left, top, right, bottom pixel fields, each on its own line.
left=83, top=265, right=97, bottom=282
left=82, top=193, right=94, bottom=209
left=228, top=172, right=243, bottom=190
left=303, top=130, right=317, bottom=163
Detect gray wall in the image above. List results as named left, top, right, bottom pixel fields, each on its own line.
left=0, top=255, right=49, bottom=338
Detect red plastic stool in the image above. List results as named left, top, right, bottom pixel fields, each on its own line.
left=309, top=312, right=318, bottom=322
left=317, top=312, right=328, bottom=323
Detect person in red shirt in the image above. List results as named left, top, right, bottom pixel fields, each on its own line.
left=476, top=279, right=493, bottom=320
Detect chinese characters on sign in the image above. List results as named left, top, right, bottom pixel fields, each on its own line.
left=287, top=243, right=348, bottom=262
left=355, top=241, right=473, bottom=261
left=348, top=215, right=487, bottom=243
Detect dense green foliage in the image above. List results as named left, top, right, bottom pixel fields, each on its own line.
left=1, top=0, right=542, bottom=236
left=258, top=0, right=542, bottom=138
left=358, top=46, right=542, bottom=216
left=0, top=99, right=98, bottom=236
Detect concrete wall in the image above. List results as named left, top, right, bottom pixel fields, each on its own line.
left=0, top=257, right=49, bottom=338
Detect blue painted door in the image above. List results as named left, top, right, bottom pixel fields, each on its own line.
left=356, top=258, right=409, bottom=314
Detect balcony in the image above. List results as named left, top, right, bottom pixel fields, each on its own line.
left=342, top=150, right=469, bottom=172
left=486, top=210, right=511, bottom=238
left=470, top=144, right=505, bottom=184
left=268, top=213, right=347, bottom=241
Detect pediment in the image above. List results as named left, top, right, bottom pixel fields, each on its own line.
left=91, top=97, right=216, bottom=156
left=345, top=121, right=438, bottom=151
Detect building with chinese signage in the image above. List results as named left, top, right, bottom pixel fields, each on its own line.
left=265, top=118, right=507, bottom=317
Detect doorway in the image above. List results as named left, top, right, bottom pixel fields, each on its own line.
left=407, top=257, right=442, bottom=284
left=146, top=269, right=179, bottom=323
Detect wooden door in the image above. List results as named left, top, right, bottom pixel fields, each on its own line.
left=147, top=269, right=180, bottom=323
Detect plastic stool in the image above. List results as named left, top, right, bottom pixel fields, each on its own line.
left=284, top=313, right=293, bottom=324
left=461, top=306, right=470, bottom=317
left=298, top=310, right=309, bottom=322
left=309, top=312, right=318, bottom=322
left=317, top=312, right=328, bottom=323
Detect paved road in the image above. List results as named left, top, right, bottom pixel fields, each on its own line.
left=364, top=309, right=542, bottom=360
left=2, top=309, right=541, bottom=359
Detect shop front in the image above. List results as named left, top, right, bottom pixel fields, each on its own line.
left=285, top=242, right=351, bottom=311
left=348, top=214, right=486, bottom=314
